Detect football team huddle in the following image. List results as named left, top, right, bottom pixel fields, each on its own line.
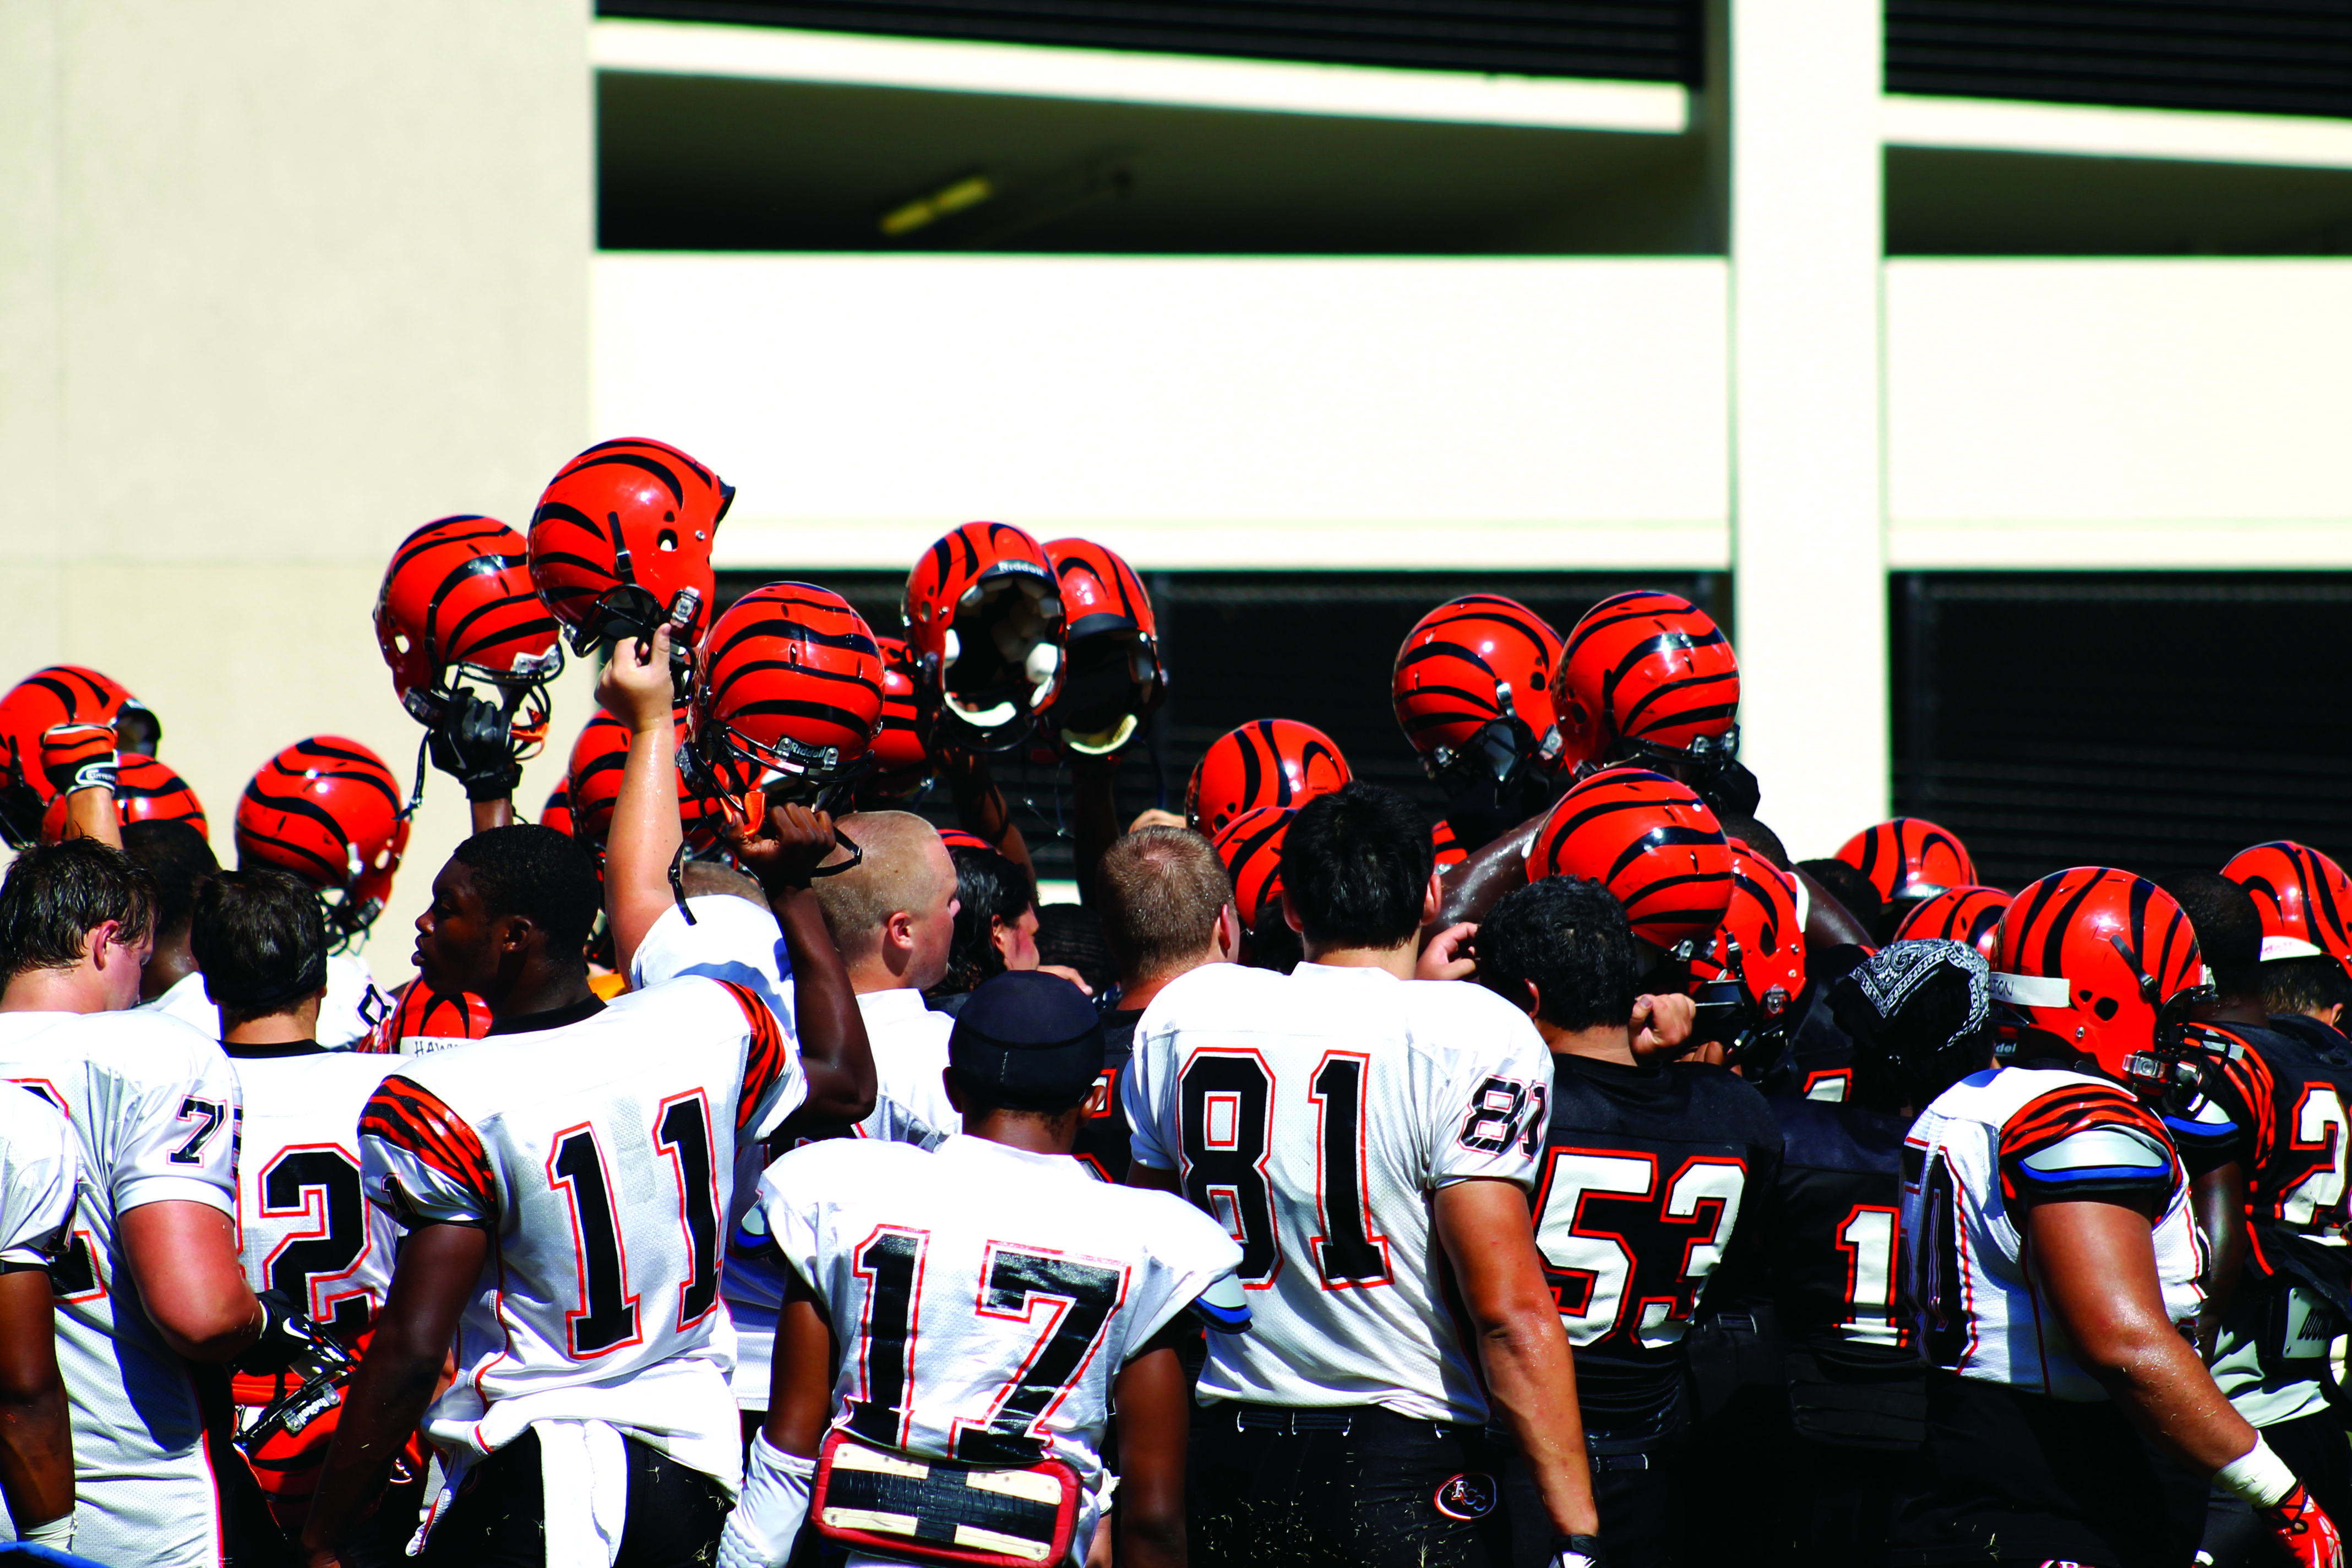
left=0, top=434, right=2346, bottom=1568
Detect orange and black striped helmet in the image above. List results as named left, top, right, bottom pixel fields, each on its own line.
left=375, top=516, right=562, bottom=725
left=1213, top=805, right=1293, bottom=934
left=1530, top=768, right=1733, bottom=955
left=235, top=738, right=410, bottom=949
left=1393, top=595, right=1566, bottom=797
left=689, top=583, right=883, bottom=809
left=902, top=522, right=1063, bottom=751
left=538, top=783, right=574, bottom=838
left=852, top=635, right=933, bottom=805
left=1691, top=839, right=1807, bottom=1042
left=1894, top=884, right=2012, bottom=963
left=1557, top=590, right=1740, bottom=775
left=1185, top=720, right=1351, bottom=837
left=362, top=980, right=493, bottom=1055
left=40, top=754, right=206, bottom=844
left=527, top=437, right=731, bottom=655
left=1431, top=816, right=1468, bottom=870
left=1991, top=867, right=2204, bottom=1083
left=2221, top=841, right=2352, bottom=971
left=563, top=706, right=724, bottom=851
left=0, top=666, right=158, bottom=845
left=939, top=827, right=997, bottom=854
left=1038, top=538, right=1162, bottom=758
left=1837, top=817, right=1977, bottom=905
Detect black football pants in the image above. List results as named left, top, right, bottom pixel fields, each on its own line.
left=420, top=1428, right=730, bottom=1568
left=1189, top=1401, right=1515, bottom=1568
left=1502, top=1420, right=1687, bottom=1568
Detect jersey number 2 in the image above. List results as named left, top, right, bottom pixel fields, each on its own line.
left=547, top=1093, right=722, bottom=1357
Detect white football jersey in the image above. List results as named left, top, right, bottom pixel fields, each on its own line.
left=140, top=952, right=383, bottom=1048
left=1902, top=1065, right=2204, bottom=1401
left=227, top=1044, right=400, bottom=1337
left=0, top=1008, right=240, bottom=1567
left=359, top=978, right=799, bottom=1473
left=761, top=1135, right=1242, bottom=1518
left=1125, top=962, right=1552, bottom=1424
left=852, top=988, right=960, bottom=1141
left=0, top=1080, right=76, bottom=1267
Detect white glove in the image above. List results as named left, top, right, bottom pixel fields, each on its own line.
left=1550, top=1535, right=1605, bottom=1568
left=719, top=1433, right=816, bottom=1568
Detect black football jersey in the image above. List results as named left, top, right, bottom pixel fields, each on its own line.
left=1765, top=1096, right=1920, bottom=1368
left=1759, top=950, right=1865, bottom=1103
left=1533, top=1054, right=1783, bottom=1431
left=1071, top=1008, right=1140, bottom=1183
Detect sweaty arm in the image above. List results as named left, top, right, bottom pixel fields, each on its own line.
left=736, top=802, right=876, bottom=1123
left=119, top=1201, right=262, bottom=1363
left=600, top=625, right=688, bottom=976
left=301, top=1222, right=487, bottom=1564
left=1070, top=757, right=1123, bottom=907
left=1437, top=807, right=1547, bottom=928
left=1794, top=867, right=1874, bottom=950
left=2190, top=1161, right=2249, bottom=1359
left=0, top=1268, right=73, bottom=1533
left=1433, top=1178, right=1599, bottom=1539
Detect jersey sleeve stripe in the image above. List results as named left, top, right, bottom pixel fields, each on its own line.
left=720, top=979, right=790, bottom=1130
left=360, top=1075, right=497, bottom=1206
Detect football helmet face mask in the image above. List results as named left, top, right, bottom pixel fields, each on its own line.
left=1394, top=595, right=1567, bottom=841
left=235, top=738, right=410, bottom=950
left=1689, top=839, right=1807, bottom=1070
left=528, top=437, right=731, bottom=672
left=902, top=522, right=1064, bottom=752
left=687, top=583, right=885, bottom=815
left=0, top=666, right=157, bottom=847
left=1039, top=538, right=1162, bottom=758
left=2222, top=841, right=2352, bottom=971
left=1529, top=768, right=1734, bottom=961
left=39, top=753, right=206, bottom=844
left=1837, top=816, right=1978, bottom=906
left=1893, top=884, right=2012, bottom=963
left=1558, top=590, right=1740, bottom=777
left=375, top=516, right=563, bottom=758
left=1185, top=720, right=1352, bottom=838
left=1991, top=867, right=2208, bottom=1097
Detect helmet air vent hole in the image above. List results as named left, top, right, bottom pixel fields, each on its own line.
left=658, top=529, right=678, bottom=552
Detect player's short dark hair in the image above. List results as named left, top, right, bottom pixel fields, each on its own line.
left=942, top=1064, right=1091, bottom=1119
left=2157, top=871, right=2263, bottom=999
left=1281, top=783, right=1433, bottom=951
left=1716, top=813, right=1789, bottom=873
left=1245, top=917, right=1303, bottom=976
left=2263, top=955, right=2352, bottom=1021
left=933, top=845, right=1036, bottom=999
left=189, top=869, right=328, bottom=1028
left=1799, top=858, right=1886, bottom=941
left=1478, top=876, right=1639, bottom=1033
left=0, top=839, right=156, bottom=979
left=1035, top=903, right=1115, bottom=995
left=122, top=820, right=219, bottom=940
left=452, top=825, right=601, bottom=961
left=1094, top=828, right=1231, bottom=985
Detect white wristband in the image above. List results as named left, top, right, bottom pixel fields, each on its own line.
left=2218, top=1438, right=2300, bottom=1509
left=22, top=1510, right=75, bottom=1548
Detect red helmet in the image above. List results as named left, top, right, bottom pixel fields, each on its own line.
left=363, top=981, right=493, bottom=1055
left=688, top=583, right=883, bottom=808
left=1530, top=768, right=1733, bottom=955
left=564, top=707, right=724, bottom=851
left=1039, top=538, right=1162, bottom=757
left=2222, top=842, right=2352, bottom=970
left=1185, top=720, right=1352, bottom=837
left=528, top=437, right=731, bottom=654
left=0, top=666, right=158, bottom=845
left=1557, top=590, right=1740, bottom=774
left=1212, top=805, right=1293, bottom=932
left=1992, top=867, right=2204, bottom=1084
left=1431, top=816, right=1468, bottom=869
left=375, top=516, right=563, bottom=745
left=939, top=827, right=998, bottom=854
left=901, top=522, right=1064, bottom=751
left=1893, top=885, right=2012, bottom=963
left=852, top=636, right=932, bottom=805
left=1690, top=841, right=1805, bottom=1063
left=235, top=738, right=410, bottom=948
left=539, top=783, right=574, bottom=837
left=1837, top=817, right=1977, bottom=905
left=40, top=754, right=206, bottom=844
left=1393, top=595, right=1566, bottom=798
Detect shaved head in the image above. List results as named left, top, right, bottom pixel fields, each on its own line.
left=681, top=860, right=768, bottom=908
left=815, top=812, right=959, bottom=983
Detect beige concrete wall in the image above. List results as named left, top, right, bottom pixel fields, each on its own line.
left=0, top=0, right=594, bottom=980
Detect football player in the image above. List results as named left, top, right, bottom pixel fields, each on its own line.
left=302, top=820, right=832, bottom=1564
left=1124, top=782, right=1600, bottom=1568
left=1392, top=595, right=1569, bottom=854
left=720, top=970, right=1248, bottom=1568
left=0, top=839, right=301, bottom=1566
left=0, top=1078, right=78, bottom=1551
left=1893, top=869, right=2344, bottom=1568
left=1476, top=875, right=1781, bottom=1567
left=187, top=869, right=413, bottom=1566
left=1084, top=827, right=1241, bottom=1182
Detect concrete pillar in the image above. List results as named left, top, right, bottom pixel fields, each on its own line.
left=1726, top=0, right=1888, bottom=859
left=0, top=1, right=595, bottom=975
